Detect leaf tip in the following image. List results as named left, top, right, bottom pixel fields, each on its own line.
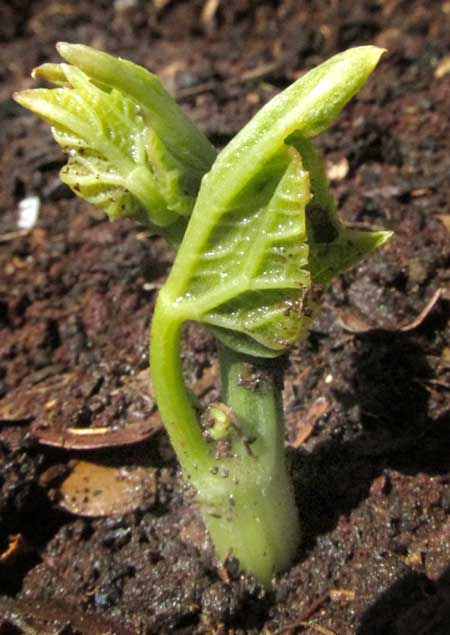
left=12, top=90, right=32, bottom=108
left=373, top=229, right=394, bottom=247
left=365, top=44, right=387, bottom=67
left=31, top=64, right=51, bottom=81
left=342, top=44, right=386, bottom=78
left=345, top=227, right=393, bottom=260
left=56, top=41, right=72, bottom=57
left=56, top=41, right=86, bottom=64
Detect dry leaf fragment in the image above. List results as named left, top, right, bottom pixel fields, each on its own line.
left=59, top=457, right=157, bottom=517
left=32, top=417, right=161, bottom=449
left=334, top=307, right=374, bottom=333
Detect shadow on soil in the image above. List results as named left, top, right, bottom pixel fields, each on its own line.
left=293, top=302, right=450, bottom=546
left=356, top=564, right=450, bottom=635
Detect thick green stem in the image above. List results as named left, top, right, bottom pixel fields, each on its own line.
left=200, top=346, right=300, bottom=585
left=150, top=303, right=300, bottom=585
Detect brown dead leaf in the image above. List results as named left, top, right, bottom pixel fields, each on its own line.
left=334, top=307, right=374, bottom=333
left=59, top=454, right=157, bottom=517
left=32, top=416, right=161, bottom=449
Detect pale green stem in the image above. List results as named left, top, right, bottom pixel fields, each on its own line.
left=150, top=299, right=300, bottom=586
left=149, top=297, right=211, bottom=477
left=202, top=345, right=300, bottom=585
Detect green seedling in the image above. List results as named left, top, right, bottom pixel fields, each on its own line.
left=15, top=44, right=391, bottom=586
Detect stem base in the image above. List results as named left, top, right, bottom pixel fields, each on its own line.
left=194, top=455, right=300, bottom=587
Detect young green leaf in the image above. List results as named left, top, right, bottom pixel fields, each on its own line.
left=157, top=46, right=389, bottom=357
left=290, top=133, right=392, bottom=285
left=14, top=44, right=216, bottom=243
left=180, top=145, right=315, bottom=355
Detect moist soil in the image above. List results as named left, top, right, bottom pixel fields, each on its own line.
left=1, top=1, right=450, bottom=634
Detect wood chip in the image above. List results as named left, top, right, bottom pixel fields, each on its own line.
left=32, top=417, right=161, bottom=449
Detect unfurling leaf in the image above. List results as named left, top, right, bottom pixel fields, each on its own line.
left=159, top=47, right=390, bottom=356
left=290, top=133, right=392, bottom=286
left=180, top=145, right=315, bottom=355
left=14, top=44, right=215, bottom=243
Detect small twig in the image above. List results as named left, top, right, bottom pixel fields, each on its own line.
left=272, top=594, right=330, bottom=634
left=272, top=589, right=354, bottom=635
left=399, top=288, right=442, bottom=331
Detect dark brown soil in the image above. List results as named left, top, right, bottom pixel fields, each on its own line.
left=1, top=1, right=450, bottom=634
